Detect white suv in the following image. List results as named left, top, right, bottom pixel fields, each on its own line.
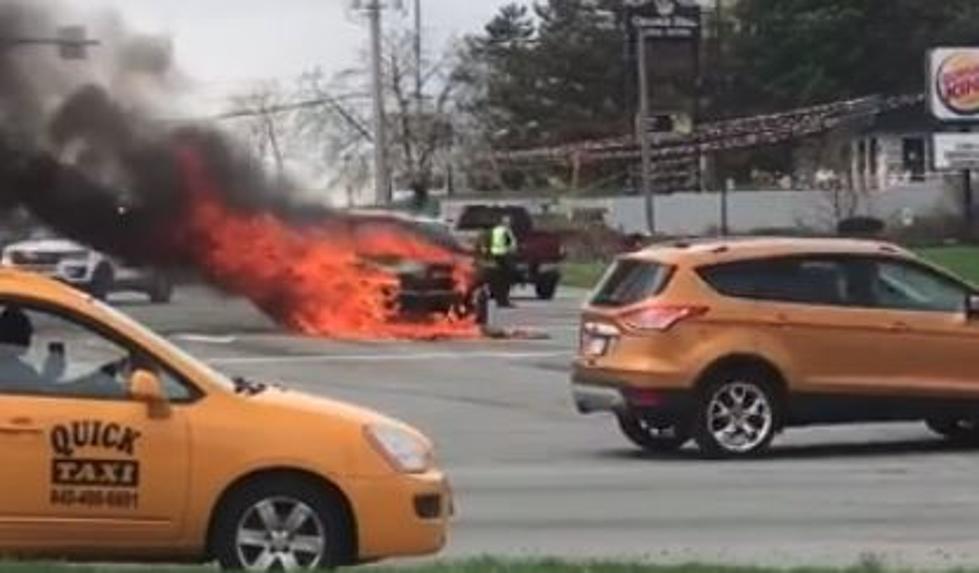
left=1, top=235, right=173, bottom=303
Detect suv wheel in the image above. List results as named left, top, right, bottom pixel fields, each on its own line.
left=693, top=371, right=779, bottom=459
left=211, top=478, right=350, bottom=571
left=927, top=418, right=979, bottom=445
left=616, top=413, right=689, bottom=453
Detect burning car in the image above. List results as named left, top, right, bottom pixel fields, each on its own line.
left=351, top=212, right=485, bottom=322
left=1, top=230, right=173, bottom=303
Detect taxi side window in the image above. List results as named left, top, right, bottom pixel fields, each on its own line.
left=0, top=304, right=192, bottom=402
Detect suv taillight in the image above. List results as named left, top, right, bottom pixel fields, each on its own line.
left=621, top=305, right=708, bottom=332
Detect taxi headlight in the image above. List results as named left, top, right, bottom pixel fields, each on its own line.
left=364, top=424, right=433, bottom=474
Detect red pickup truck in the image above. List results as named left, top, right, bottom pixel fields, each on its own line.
left=452, top=205, right=564, bottom=300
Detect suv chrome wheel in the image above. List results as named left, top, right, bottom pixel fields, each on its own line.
left=694, top=372, right=780, bottom=459
left=235, top=497, right=327, bottom=571
left=706, top=382, right=773, bottom=454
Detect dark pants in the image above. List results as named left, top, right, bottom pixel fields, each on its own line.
left=491, top=255, right=514, bottom=306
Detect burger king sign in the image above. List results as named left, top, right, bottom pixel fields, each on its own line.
left=930, top=48, right=979, bottom=120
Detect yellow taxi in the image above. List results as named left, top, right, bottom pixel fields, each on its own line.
left=0, top=269, right=451, bottom=570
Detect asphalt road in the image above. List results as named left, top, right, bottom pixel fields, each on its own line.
left=111, top=285, right=979, bottom=569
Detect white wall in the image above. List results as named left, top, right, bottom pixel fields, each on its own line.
left=441, top=183, right=957, bottom=236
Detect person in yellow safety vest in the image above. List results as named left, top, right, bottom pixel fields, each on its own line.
left=489, top=216, right=518, bottom=307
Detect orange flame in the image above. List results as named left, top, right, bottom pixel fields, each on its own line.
left=172, top=147, right=480, bottom=340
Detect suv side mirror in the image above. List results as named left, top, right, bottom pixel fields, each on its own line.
left=968, top=294, right=979, bottom=320
left=129, top=369, right=170, bottom=418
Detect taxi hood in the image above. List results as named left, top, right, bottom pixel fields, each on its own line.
left=245, top=384, right=427, bottom=440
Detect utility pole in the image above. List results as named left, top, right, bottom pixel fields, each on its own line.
left=637, top=28, right=655, bottom=235
left=364, top=0, right=392, bottom=205
left=414, top=0, right=423, bottom=115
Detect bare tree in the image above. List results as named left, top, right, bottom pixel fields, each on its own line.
left=224, top=30, right=466, bottom=208
left=227, top=81, right=293, bottom=182
left=383, top=31, right=461, bottom=206
left=292, top=30, right=465, bottom=207
left=293, top=68, right=375, bottom=206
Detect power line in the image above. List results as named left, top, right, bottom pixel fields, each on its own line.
left=161, top=94, right=373, bottom=141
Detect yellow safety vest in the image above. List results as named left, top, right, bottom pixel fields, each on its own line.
left=490, top=225, right=516, bottom=256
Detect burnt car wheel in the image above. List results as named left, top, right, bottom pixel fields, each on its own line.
left=616, top=413, right=689, bottom=453
left=212, top=477, right=351, bottom=571
left=693, top=370, right=779, bottom=459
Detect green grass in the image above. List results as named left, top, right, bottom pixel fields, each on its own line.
left=0, top=559, right=907, bottom=573
left=561, top=246, right=979, bottom=291
left=562, top=261, right=609, bottom=290
left=919, top=245, right=979, bottom=285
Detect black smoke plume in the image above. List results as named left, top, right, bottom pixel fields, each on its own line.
left=0, top=1, right=462, bottom=280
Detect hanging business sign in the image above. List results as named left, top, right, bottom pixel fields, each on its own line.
left=934, top=132, right=979, bottom=170
left=929, top=48, right=979, bottom=121
left=626, top=0, right=701, bottom=40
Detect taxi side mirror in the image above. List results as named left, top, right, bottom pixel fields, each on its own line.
left=129, top=369, right=170, bottom=419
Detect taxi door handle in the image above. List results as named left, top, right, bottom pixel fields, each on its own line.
left=0, top=418, right=42, bottom=435
left=890, top=321, right=911, bottom=332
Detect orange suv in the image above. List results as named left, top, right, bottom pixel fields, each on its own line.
left=573, top=238, right=979, bottom=458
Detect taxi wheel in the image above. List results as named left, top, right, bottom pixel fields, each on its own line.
left=616, top=413, right=689, bottom=453
left=693, top=370, right=779, bottom=460
left=212, top=477, right=350, bottom=571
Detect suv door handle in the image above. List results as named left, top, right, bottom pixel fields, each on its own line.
left=890, top=321, right=911, bottom=332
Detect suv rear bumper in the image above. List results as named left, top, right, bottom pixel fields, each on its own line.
left=572, top=383, right=627, bottom=414
left=572, top=371, right=694, bottom=424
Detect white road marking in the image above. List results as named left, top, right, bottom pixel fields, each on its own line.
left=540, top=325, right=581, bottom=332
left=208, top=350, right=572, bottom=366
left=173, top=334, right=238, bottom=344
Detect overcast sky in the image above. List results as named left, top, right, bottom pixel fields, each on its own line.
left=70, top=0, right=513, bottom=106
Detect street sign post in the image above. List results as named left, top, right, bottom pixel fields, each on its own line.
left=631, top=0, right=702, bottom=235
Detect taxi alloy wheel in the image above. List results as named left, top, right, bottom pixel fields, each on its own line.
left=236, top=497, right=327, bottom=571
left=213, top=478, right=350, bottom=571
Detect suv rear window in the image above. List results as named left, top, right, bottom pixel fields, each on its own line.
left=591, top=259, right=673, bottom=307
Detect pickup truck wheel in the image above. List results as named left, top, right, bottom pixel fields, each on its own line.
left=927, top=418, right=979, bottom=444
left=534, top=273, right=560, bottom=300
left=617, top=413, right=689, bottom=453
left=693, top=371, right=778, bottom=459
left=89, top=264, right=114, bottom=301
left=212, top=478, right=350, bottom=571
